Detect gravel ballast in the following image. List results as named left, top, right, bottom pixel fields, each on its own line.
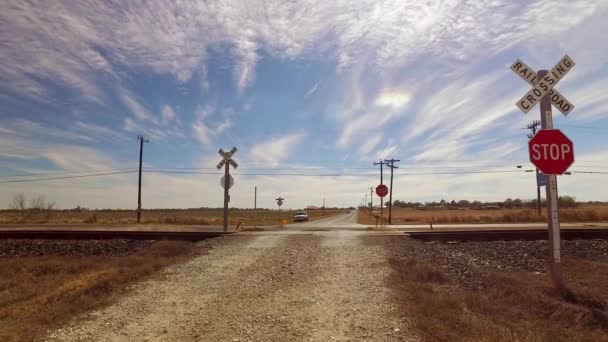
left=387, top=238, right=608, bottom=288
left=0, top=239, right=154, bottom=257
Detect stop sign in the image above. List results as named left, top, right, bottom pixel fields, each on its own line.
left=528, top=129, right=574, bottom=175
left=376, top=184, right=389, bottom=198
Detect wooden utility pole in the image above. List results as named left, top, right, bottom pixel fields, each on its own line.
left=373, top=160, right=389, bottom=218
left=217, top=147, right=238, bottom=233
left=322, top=197, right=325, bottom=216
left=254, top=186, right=257, bottom=209
left=511, top=55, right=575, bottom=289
left=384, top=159, right=400, bottom=224
left=369, top=187, right=373, bottom=214
left=538, top=70, right=563, bottom=288
left=136, top=135, right=149, bottom=223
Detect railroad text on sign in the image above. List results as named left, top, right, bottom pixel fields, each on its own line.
left=516, top=55, right=575, bottom=114
left=510, top=59, right=574, bottom=115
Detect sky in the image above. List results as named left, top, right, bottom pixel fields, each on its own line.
left=1, top=0, right=608, bottom=210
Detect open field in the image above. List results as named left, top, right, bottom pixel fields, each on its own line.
left=387, top=238, right=608, bottom=341
left=0, top=208, right=344, bottom=226
left=0, top=239, right=203, bottom=342
left=359, top=206, right=608, bottom=225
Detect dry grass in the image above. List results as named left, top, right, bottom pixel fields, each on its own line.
left=0, top=208, right=343, bottom=225
left=358, top=206, right=608, bottom=225
left=388, top=256, right=608, bottom=341
left=0, top=240, right=202, bottom=342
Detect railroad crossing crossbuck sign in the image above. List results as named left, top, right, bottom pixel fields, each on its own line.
left=217, top=147, right=239, bottom=170
left=529, top=129, right=574, bottom=175
left=511, top=55, right=575, bottom=115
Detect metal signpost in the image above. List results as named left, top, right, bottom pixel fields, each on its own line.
left=511, top=55, right=576, bottom=288
left=537, top=173, right=548, bottom=187
left=276, top=197, right=284, bottom=210
left=375, top=184, right=388, bottom=221
left=217, top=147, right=238, bottom=232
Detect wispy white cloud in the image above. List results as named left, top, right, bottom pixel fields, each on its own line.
left=120, top=91, right=156, bottom=123
left=305, top=81, right=321, bottom=97
left=191, top=105, right=233, bottom=147
left=249, top=131, right=306, bottom=167
left=161, top=104, right=178, bottom=125
left=3, top=0, right=603, bottom=101
left=192, top=121, right=214, bottom=146
left=337, top=88, right=412, bottom=148
left=215, top=118, right=233, bottom=134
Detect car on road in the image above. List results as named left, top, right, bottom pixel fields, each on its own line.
left=293, top=211, right=309, bottom=222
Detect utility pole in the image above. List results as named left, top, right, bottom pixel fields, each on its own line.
left=322, top=197, right=325, bottom=216
left=373, top=160, right=389, bottom=185
left=538, top=70, right=563, bottom=289
left=369, top=187, right=374, bottom=214
left=526, top=120, right=542, bottom=215
left=254, top=186, right=257, bottom=209
left=136, top=135, right=149, bottom=223
left=217, top=147, right=238, bottom=233
left=373, top=160, right=389, bottom=218
left=385, top=159, right=400, bottom=224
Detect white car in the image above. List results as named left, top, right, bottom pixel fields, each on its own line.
left=293, top=211, right=309, bottom=222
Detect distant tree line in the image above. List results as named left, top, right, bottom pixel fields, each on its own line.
left=389, top=195, right=585, bottom=209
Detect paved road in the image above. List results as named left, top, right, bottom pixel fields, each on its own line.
left=287, top=210, right=365, bottom=229
left=47, top=222, right=414, bottom=342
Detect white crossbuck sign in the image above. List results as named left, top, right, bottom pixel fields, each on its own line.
left=217, top=147, right=239, bottom=169
left=511, top=55, right=575, bottom=115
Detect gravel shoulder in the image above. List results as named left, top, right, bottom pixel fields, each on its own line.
left=46, top=233, right=416, bottom=341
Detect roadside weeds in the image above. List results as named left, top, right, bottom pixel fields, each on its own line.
left=0, top=239, right=205, bottom=342
left=387, top=238, right=608, bottom=341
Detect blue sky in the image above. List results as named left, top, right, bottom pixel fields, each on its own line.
left=1, top=0, right=608, bottom=209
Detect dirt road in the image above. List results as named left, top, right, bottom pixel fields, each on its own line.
left=46, top=219, right=415, bottom=341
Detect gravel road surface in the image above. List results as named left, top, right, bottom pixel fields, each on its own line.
left=46, top=228, right=415, bottom=341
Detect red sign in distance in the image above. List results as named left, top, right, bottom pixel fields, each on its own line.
left=376, top=184, right=389, bottom=198
left=528, top=129, right=574, bottom=175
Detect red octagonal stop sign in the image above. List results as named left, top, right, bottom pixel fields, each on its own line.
left=376, top=184, right=389, bottom=198
left=528, top=129, right=574, bottom=175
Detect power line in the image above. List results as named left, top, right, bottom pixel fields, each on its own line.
left=1, top=169, right=606, bottom=184
left=0, top=168, right=137, bottom=178
left=0, top=171, right=137, bottom=184
left=144, top=170, right=537, bottom=176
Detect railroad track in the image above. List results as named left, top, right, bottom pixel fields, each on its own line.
left=404, top=228, right=608, bottom=241
left=0, top=230, right=227, bottom=241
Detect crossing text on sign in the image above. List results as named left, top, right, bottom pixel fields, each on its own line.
left=510, top=59, right=574, bottom=115
left=516, top=55, right=575, bottom=113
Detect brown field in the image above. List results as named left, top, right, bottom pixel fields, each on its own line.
left=388, top=239, right=608, bottom=341
left=0, top=240, right=202, bottom=342
left=358, top=205, right=608, bottom=225
left=0, top=208, right=343, bottom=226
